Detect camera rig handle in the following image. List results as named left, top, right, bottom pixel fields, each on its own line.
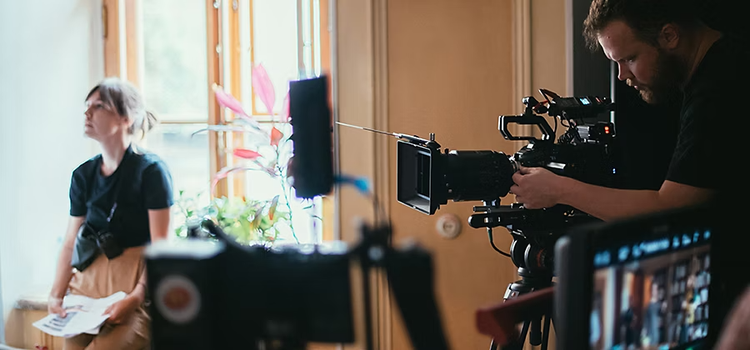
left=497, top=102, right=555, bottom=142
left=469, top=204, right=528, bottom=229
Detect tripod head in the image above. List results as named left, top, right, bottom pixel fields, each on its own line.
left=469, top=200, right=589, bottom=277
left=468, top=200, right=570, bottom=350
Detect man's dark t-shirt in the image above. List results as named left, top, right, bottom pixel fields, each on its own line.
left=669, top=34, right=750, bottom=345
left=69, top=144, right=174, bottom=248
left=667, top=35, right=750, bottom=193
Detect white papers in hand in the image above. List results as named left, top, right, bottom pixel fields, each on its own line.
left=32, top=291, right=127, bottom=338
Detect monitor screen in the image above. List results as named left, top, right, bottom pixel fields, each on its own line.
left=589, top=224, right=711, bottom=350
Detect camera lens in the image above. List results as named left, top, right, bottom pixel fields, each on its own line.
left=443, top=150, right=515, bottom=202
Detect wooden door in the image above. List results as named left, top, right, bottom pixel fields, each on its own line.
left=335, top=0, right=569, bottom=349
left=386, top=1, right=520, bottom=349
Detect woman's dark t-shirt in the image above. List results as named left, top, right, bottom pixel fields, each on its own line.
left=69, top=144, right=173, bottom=248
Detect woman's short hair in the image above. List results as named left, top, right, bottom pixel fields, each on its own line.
left=86, top=77, right=158, bottom=137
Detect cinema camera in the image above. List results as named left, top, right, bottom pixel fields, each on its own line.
left=398, top=88, right=617, bottom=274
left=397, top=89, right=617, bottom=349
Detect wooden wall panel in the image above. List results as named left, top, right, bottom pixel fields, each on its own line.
left=386, top=1, right=518, bottom=349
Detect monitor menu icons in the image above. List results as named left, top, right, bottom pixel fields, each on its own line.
left=594, top=228, right=710, bottom=268
left=594, top=250, right=611, bottom=267
left=618, top=246, right=630, bottom=262
left=632, top=244, right=642, bottom=258
left=682, top=234, right=692, bottom=246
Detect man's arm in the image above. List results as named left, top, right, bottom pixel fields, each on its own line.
left=511, top=166, right=714, bottom=221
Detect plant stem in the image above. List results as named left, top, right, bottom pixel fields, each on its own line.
left=276, top=148, right=299, bottom=244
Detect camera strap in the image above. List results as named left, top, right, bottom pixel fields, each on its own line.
left=102, top=144, right=137, bottom=234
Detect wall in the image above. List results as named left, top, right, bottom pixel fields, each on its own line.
left=0, top=0, right=102, bottom=341
left=531, top=0, right=569, bottom=97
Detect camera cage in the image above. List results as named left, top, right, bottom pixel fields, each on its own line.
left=396, top=88, right=616, bottom=227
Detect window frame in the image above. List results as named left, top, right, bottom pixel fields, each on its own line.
left=102, top=0, right=334, bottom=241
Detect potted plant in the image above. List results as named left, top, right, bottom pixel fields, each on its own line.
left=173, top=64, right=311, bottom=246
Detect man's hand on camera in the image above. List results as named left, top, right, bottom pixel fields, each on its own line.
left=510, top=166, right=568, bottom=209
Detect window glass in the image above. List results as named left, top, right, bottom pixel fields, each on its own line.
left=251, top=0, right=299, bottom=115
left=141, top=0, right=209, bottom=123
left=144, top=123, right=211, bottom=210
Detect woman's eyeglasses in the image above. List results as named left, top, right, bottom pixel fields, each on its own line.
left=84, top=100, right=112, bottom=113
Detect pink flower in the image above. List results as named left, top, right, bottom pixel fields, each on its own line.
left=213, top=84, right=249, bottom=118
left=270, top=127, right=283, bottom=147
left=252, top=63, right=276, bottom=118
left=233, top=148, right=262, bottom=160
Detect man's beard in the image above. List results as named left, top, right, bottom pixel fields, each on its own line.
left=630, top=51, right=686, bottom=105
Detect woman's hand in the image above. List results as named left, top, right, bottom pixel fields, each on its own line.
left=47, top=296, right=66, bottom=317
left=103, top=295, right=141, bottom=324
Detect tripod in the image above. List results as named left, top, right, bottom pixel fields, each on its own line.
left=474, top=233, right=557, bottom=350
left=488, top=267, right=554, bottom=350
left=469, top=201, right=594, bottom=350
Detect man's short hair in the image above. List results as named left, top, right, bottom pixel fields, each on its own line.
left=583, top=0, right=701, bottom=51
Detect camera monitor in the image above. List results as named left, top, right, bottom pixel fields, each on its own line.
left=555, top=204, right=717, bottom=350
left=288, top=75, right=334, bottom=199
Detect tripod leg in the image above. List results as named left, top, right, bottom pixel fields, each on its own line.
left=541, top=314, right=552, bottom=350
left=530, top=317, right=542, bottom=346
left=498, top=319, right=531, bottom=350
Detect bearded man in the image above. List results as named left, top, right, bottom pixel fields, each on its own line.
left=508, top=0, right=749, bottom=345
left=510, top=0, right=748, bottom=219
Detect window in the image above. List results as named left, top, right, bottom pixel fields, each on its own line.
left=104, top=0, right=332, bottom=244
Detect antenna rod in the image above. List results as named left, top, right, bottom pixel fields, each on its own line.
left=336, top=121, right=396, bottom=137
left=335, top=121, right=431, bottom=144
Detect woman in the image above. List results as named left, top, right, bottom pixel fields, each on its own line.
left=47, top=77, right=173, bottom=349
